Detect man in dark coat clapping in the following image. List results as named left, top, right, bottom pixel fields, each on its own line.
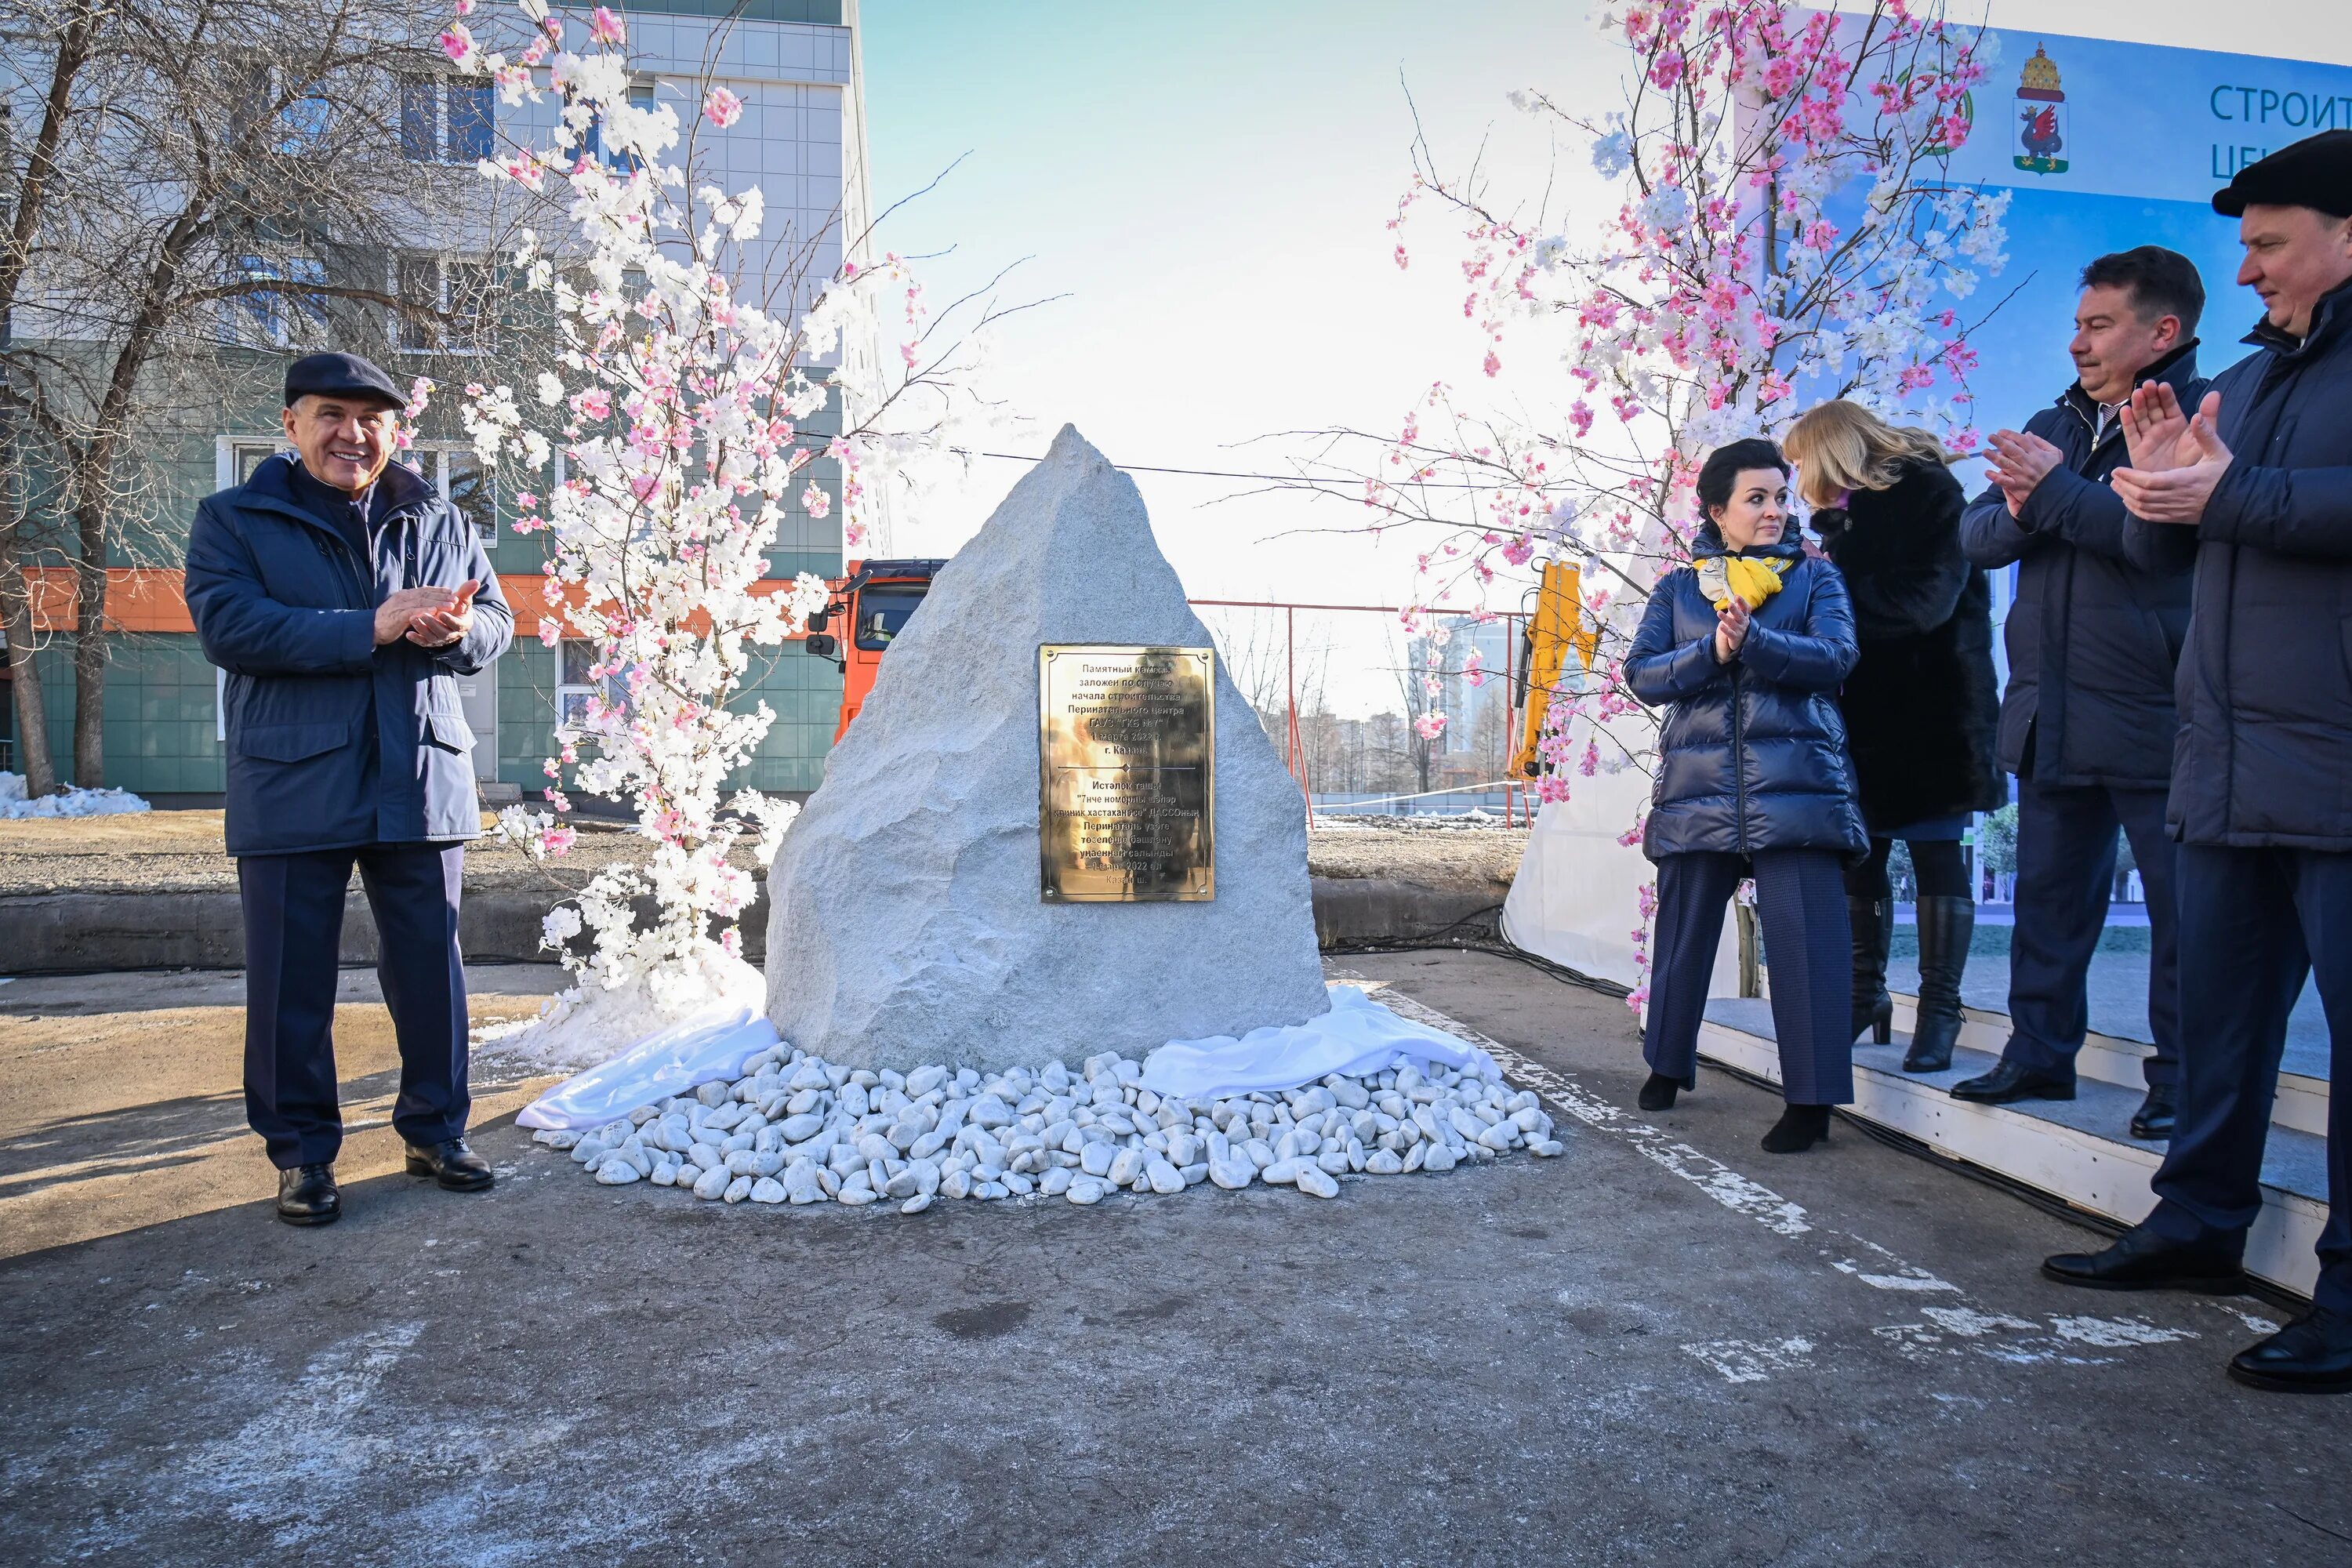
left=2042, top=132, right=2352, bottom=1396
left=1952, top=249, right=2205, bottom=1139
left=184, top=352, right=514, bottom=1227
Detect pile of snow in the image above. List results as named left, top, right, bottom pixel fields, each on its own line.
left=477, top=955, right=766, bottom=1076
left=531, top=1040, right=1566, bottom=1213
left=0, top=772, right=151, bottom=820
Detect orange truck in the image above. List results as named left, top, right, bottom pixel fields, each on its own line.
left=799, top=557, right=949, bottom=743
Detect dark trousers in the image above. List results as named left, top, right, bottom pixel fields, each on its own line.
left=2002, top=779, right=2179, bottom=1087
left=1645, top=849, right=1854, bottom=1105
left=240, top=842, right=470, bottom=1170
left=2146, top=844, right=2352, bottom=1313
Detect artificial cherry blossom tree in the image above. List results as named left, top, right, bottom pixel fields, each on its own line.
left=438, top=0, right=989, bottom=1029
left=1313, top=1, right=2008, bottom=1005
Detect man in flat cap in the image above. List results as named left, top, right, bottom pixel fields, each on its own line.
left=185, top=351, right=514, bottom=1226
left=2039, top=130, right=2352, bottom=1394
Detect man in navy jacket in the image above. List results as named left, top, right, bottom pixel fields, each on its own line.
left=1953, top=249, right=2204, bottom=1139
left=185, top=352, right=514, bottom=1225
left=2043, top=132, right=2352, bottom=1395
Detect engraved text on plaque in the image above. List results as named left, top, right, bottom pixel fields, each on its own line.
left=1038, top=644, right=1214, bottom=902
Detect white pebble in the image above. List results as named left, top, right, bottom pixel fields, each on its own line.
left=900, top=1193, right=934, bottom=1215
left=1208, top=1156, right=1254, bottom=1190
left=1294, top=1164, right=1340, bottom=1199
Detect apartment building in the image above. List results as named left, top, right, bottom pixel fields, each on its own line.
left=0, top=0, right=868, bottom=804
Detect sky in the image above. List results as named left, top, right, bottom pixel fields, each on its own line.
left=858, top=1, right=2352, bottom=715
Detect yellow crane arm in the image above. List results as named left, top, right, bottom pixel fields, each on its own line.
left=1513, top=561, right=1598, bottom=777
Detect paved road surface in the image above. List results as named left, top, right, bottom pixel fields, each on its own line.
left=2, top=955, right=2345, bottom=1565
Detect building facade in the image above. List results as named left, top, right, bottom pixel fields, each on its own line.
left=0, top=0, right=869, bottom=805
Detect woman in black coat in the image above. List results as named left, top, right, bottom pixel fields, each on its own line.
left=1784, top=401, right=2002, bottom=1073
left=1626, top=437, right=1867, bottom=1153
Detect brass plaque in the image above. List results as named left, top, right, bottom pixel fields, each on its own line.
left=1039, top=644, right=1215, bottom=902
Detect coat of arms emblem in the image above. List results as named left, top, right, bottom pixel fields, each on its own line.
left=2014, top=44, right=2068, bottom=176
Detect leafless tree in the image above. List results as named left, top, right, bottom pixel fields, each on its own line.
left=0, top=0, right=530, bottom=789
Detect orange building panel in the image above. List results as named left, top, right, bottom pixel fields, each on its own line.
left=22, top=568, right=813, bottom=641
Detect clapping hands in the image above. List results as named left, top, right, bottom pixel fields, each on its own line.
left=2112, top=386, right=2233, bottom=524
left=1713, top=596, right=1751, bottom=664
left=372, top=580, right=480, bottom=648
left=1985, top=428, right=2063, bottom=517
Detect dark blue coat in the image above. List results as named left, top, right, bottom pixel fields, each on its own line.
left=185, top=453, right=513, bottom=856
left=1627, top=534, right=1867, bottom=862
left=2129, top=280, right=2352, bottom=849
left=1960, top=343, right=2204, bottom=789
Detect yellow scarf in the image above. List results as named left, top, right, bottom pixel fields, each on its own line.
left=1695, top=554, right=1791, bottom=612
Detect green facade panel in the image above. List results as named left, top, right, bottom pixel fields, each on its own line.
left=490, top=636, right=840, bottom=800
left=4, top=626, right=841, bottom=802
left=19, top=633, right=223, bottom=796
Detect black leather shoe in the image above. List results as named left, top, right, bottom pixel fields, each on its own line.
left=2129, top=1084, right=2176, bottom=1141
left=2227, top=1306, right=2352, bottom=1394
left=276, top=1163, right=340, bottom=1226
left=2042, top=1221, right=2245, bottom=1293
left=405, top=1137, right=495, bottom=1192
left=1951, top=1058, right=2076, bottom=1105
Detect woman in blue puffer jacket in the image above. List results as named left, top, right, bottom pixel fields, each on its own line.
left=1625, top=437, right=1868, bottom=1152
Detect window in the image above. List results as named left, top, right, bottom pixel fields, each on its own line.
left=449, top=80, right=494, bottom=161
left=234, top=442, right=285, bottom=485
left=851, top=587, right=925, bottom=651
left=445, top=258, right=492, bottom=351
left=393, top=254, right=495, bottom=353
left=397, top=447, right=497, bottom=546
left=277, top=94, right=331, bottom=156
left=557, top=639, right=621, bottom=731
left=400, top=74, right=495, bottom=164
left=585, top=75, right=658, bottom=172
left=225, top=254, right=326, bottom=347
left=442, top=449, right=495, bottom=546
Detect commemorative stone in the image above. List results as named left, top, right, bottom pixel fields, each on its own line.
left=762, top=424, right=1328, bottom=1071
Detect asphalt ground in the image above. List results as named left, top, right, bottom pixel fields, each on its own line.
left=2, top=952, right=2347, bottom=1566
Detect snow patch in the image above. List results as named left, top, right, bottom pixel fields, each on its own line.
left=0, top=771, right=151, bottom=818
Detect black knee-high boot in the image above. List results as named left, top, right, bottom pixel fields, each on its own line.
left=1848, top=895, right=1892, bottom=1045
left=1906, top=895, right=1973, bottom=1072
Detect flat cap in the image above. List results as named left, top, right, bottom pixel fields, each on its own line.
left=2213, top=129, right=2352, bottom=219
left=284, top=350, right=405, bottom=410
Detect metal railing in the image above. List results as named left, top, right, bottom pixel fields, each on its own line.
left=1185, top=597, right=1536, bottom=827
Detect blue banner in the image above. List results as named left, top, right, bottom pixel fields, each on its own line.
left=1949, top=26, right=2352, bottom=437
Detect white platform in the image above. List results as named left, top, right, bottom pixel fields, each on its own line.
left=1697, top=992, right=2327, bottom=1301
